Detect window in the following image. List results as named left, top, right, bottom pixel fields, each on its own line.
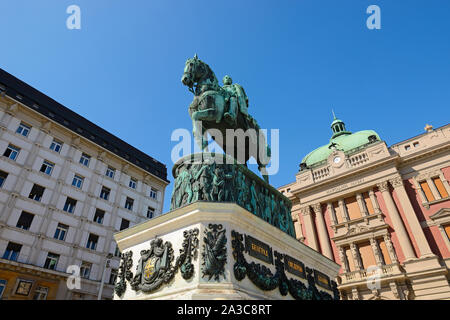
left=86, top=234, right=99, bottom=250
left=0, top=170, right=8, bottom=188
left=3, top=144, right=20, bottom=161
left=16, top=211, right=34, bottom=230
left=150, top=188, right=158, bottom=200
left=0, top=279, right=6, bottom=299
left=15, top=279, right=33, bottom=296
left=99, top=186, right=110, bottom=201
left=80, top=262, right=92, bottom=279
left=79, top=153, right=91, bottom=167
left=124, top=197, right=134, bottom=210
left=105, top=166, right=115, bottom=179
left=114, top=245, right=121, bottom=257
left=72, top=174, right=84, bottom=189
left=49, top=138, right=63, bottom=153
left=43, top=253, right=59, bottom=270
left=63, top=197, right=77, bottom=213
left=420, top=180, right=435, bottom=202
left=129, top=178, right=137, bottom=189
left=109, top=269, right=118, bottom=285
left=432, top=177, right=449, bottom=199
left=3, top=242, right=22, bottom=261
left=357, top=241, right=377, bottom=270
left=444, top=224, right=450, bottom=241
left=40, top=160, right=54, bottom=176
left=33, top=286, right=48, bottom=300
left=345, top=196, right=362, bottom=220
left=147, top=207, right=155, bottom=219
left=120, top=218, right=130, bottom=231
left=93, top=209, right=105, bottom=224
left=54, top=223, right=69, bottom=241
left=16, top=122, right=31, bottom=137
left=28, top=184, right=45, bottom=202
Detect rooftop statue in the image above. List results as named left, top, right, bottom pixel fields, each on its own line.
left=181, top=55, right=271, bottom=182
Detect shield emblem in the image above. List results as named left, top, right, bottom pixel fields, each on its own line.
left=144, top=256, right=158, bottom=280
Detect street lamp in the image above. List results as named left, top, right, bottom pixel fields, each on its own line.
left=97, top=253, right=113, bottom=300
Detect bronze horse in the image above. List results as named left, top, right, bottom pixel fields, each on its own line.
left=181, top=55, right=271, bottom=182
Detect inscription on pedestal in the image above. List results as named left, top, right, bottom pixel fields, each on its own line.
left=244, top=234, right=273, bottom=264
left=284, top=254, right=305, bottom=279
left=314, top=270, right=331, bottom=290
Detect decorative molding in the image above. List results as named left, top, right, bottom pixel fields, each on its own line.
left=130, top=238, right=176, bottom=293
left=231, top=230, right=339, bottom=300
left=201, top=224, right=227, bottom=281
left=114, top=251, right=133, bottom=297
left=299, top=206, right=311, bottom=216
left=377, top=181, right=389, bottom=192
left=389, top=176, right=404, bottom=189
left=175, top=228, right=199, bottom=280
left=311, top=203, right=322, bottom=214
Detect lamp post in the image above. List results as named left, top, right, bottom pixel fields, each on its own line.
left=97, top=253, right=113, bottom=300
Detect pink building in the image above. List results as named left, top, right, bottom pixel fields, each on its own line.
left=279, top=118, right=450, bottom=300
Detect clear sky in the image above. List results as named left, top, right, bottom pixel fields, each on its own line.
left=1, top=1, right=449, bottom=212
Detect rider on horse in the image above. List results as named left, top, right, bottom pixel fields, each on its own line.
left=222, top=75, right=249, bottom=126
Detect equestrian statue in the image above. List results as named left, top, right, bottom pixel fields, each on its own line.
left=181, top=54, right=271, bottom=183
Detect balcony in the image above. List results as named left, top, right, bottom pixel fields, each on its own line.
left=338, top=263, right=405, bottom=288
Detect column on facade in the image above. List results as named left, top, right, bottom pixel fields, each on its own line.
left=356, top=193, right=369, bottom=217
left=299, top=206, right=319, bottom=251
left=383, top=233, right=398, bottom=263
left=437, top=171, right=450, bottom=196
left=376, top=181, right=416, bottom=261
left=357, top=193, right=369, bottom=217
left=327, top=202, right=338, bottom=225
left=369, top=237, right=384, bottom=266
left=294, top=212, right=305, bottom=241
left=425, top=177, right=441, bottom=200
left=338, top=199, right=350, bottom=222
left=389, top=176, right=435, bottom=258
left=368, top=189, right=382, bottom=214
left=337, top=246, right=350, bottom=273
left=350, top=243, right=363, bottom=270
left=312, top=203, right=333, bottom=259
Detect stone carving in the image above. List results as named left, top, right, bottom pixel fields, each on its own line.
left=131, top=238, right=176, bottom=293
left=383, top=233, right=398, bottom=262
left=389, top=176, right=404, bottom=189
left=115, top=251, right=133, bottom=297
left=175, top=228, right=199, bottom=280
left=377, top=181, right=390, bottom=193
left=181, top=55, right=271, bottom=182
left=170, top=153, right=296, bottom=238
left=299, top=206, right=311, bottom=217
left=231, top=230, right=339, bottom=300
left=201, top=224, right=227, bottom=281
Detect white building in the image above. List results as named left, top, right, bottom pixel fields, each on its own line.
left=0, top=68, right=169, bottom=300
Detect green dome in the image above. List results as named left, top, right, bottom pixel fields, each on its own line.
left=300, top=116, right=381, bottom=168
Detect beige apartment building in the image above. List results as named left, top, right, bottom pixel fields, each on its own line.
left=279, top=116, right=450, bottom=300
left=0, top=69, right=169, bottom=299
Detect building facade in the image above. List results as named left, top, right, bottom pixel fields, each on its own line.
left=0, top=69, right=169, bottom=300
left=279, top=117, right=450, bottom=300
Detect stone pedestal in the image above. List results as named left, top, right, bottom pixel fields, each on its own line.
left=113, top=202, right=340, bottom=300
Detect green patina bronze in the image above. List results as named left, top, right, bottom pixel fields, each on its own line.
left=181, top=55, right=271, bottom=182
left=175, top=56, right=296, bottom=238
left=170, top=153, right=296, bottom=238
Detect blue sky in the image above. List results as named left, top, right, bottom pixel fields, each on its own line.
left=1, top=1, right=449, bottom=212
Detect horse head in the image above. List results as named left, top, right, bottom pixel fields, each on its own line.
left=181, top=54, right=204, bottom=90
left=181, top=55, right=219, bottom=94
